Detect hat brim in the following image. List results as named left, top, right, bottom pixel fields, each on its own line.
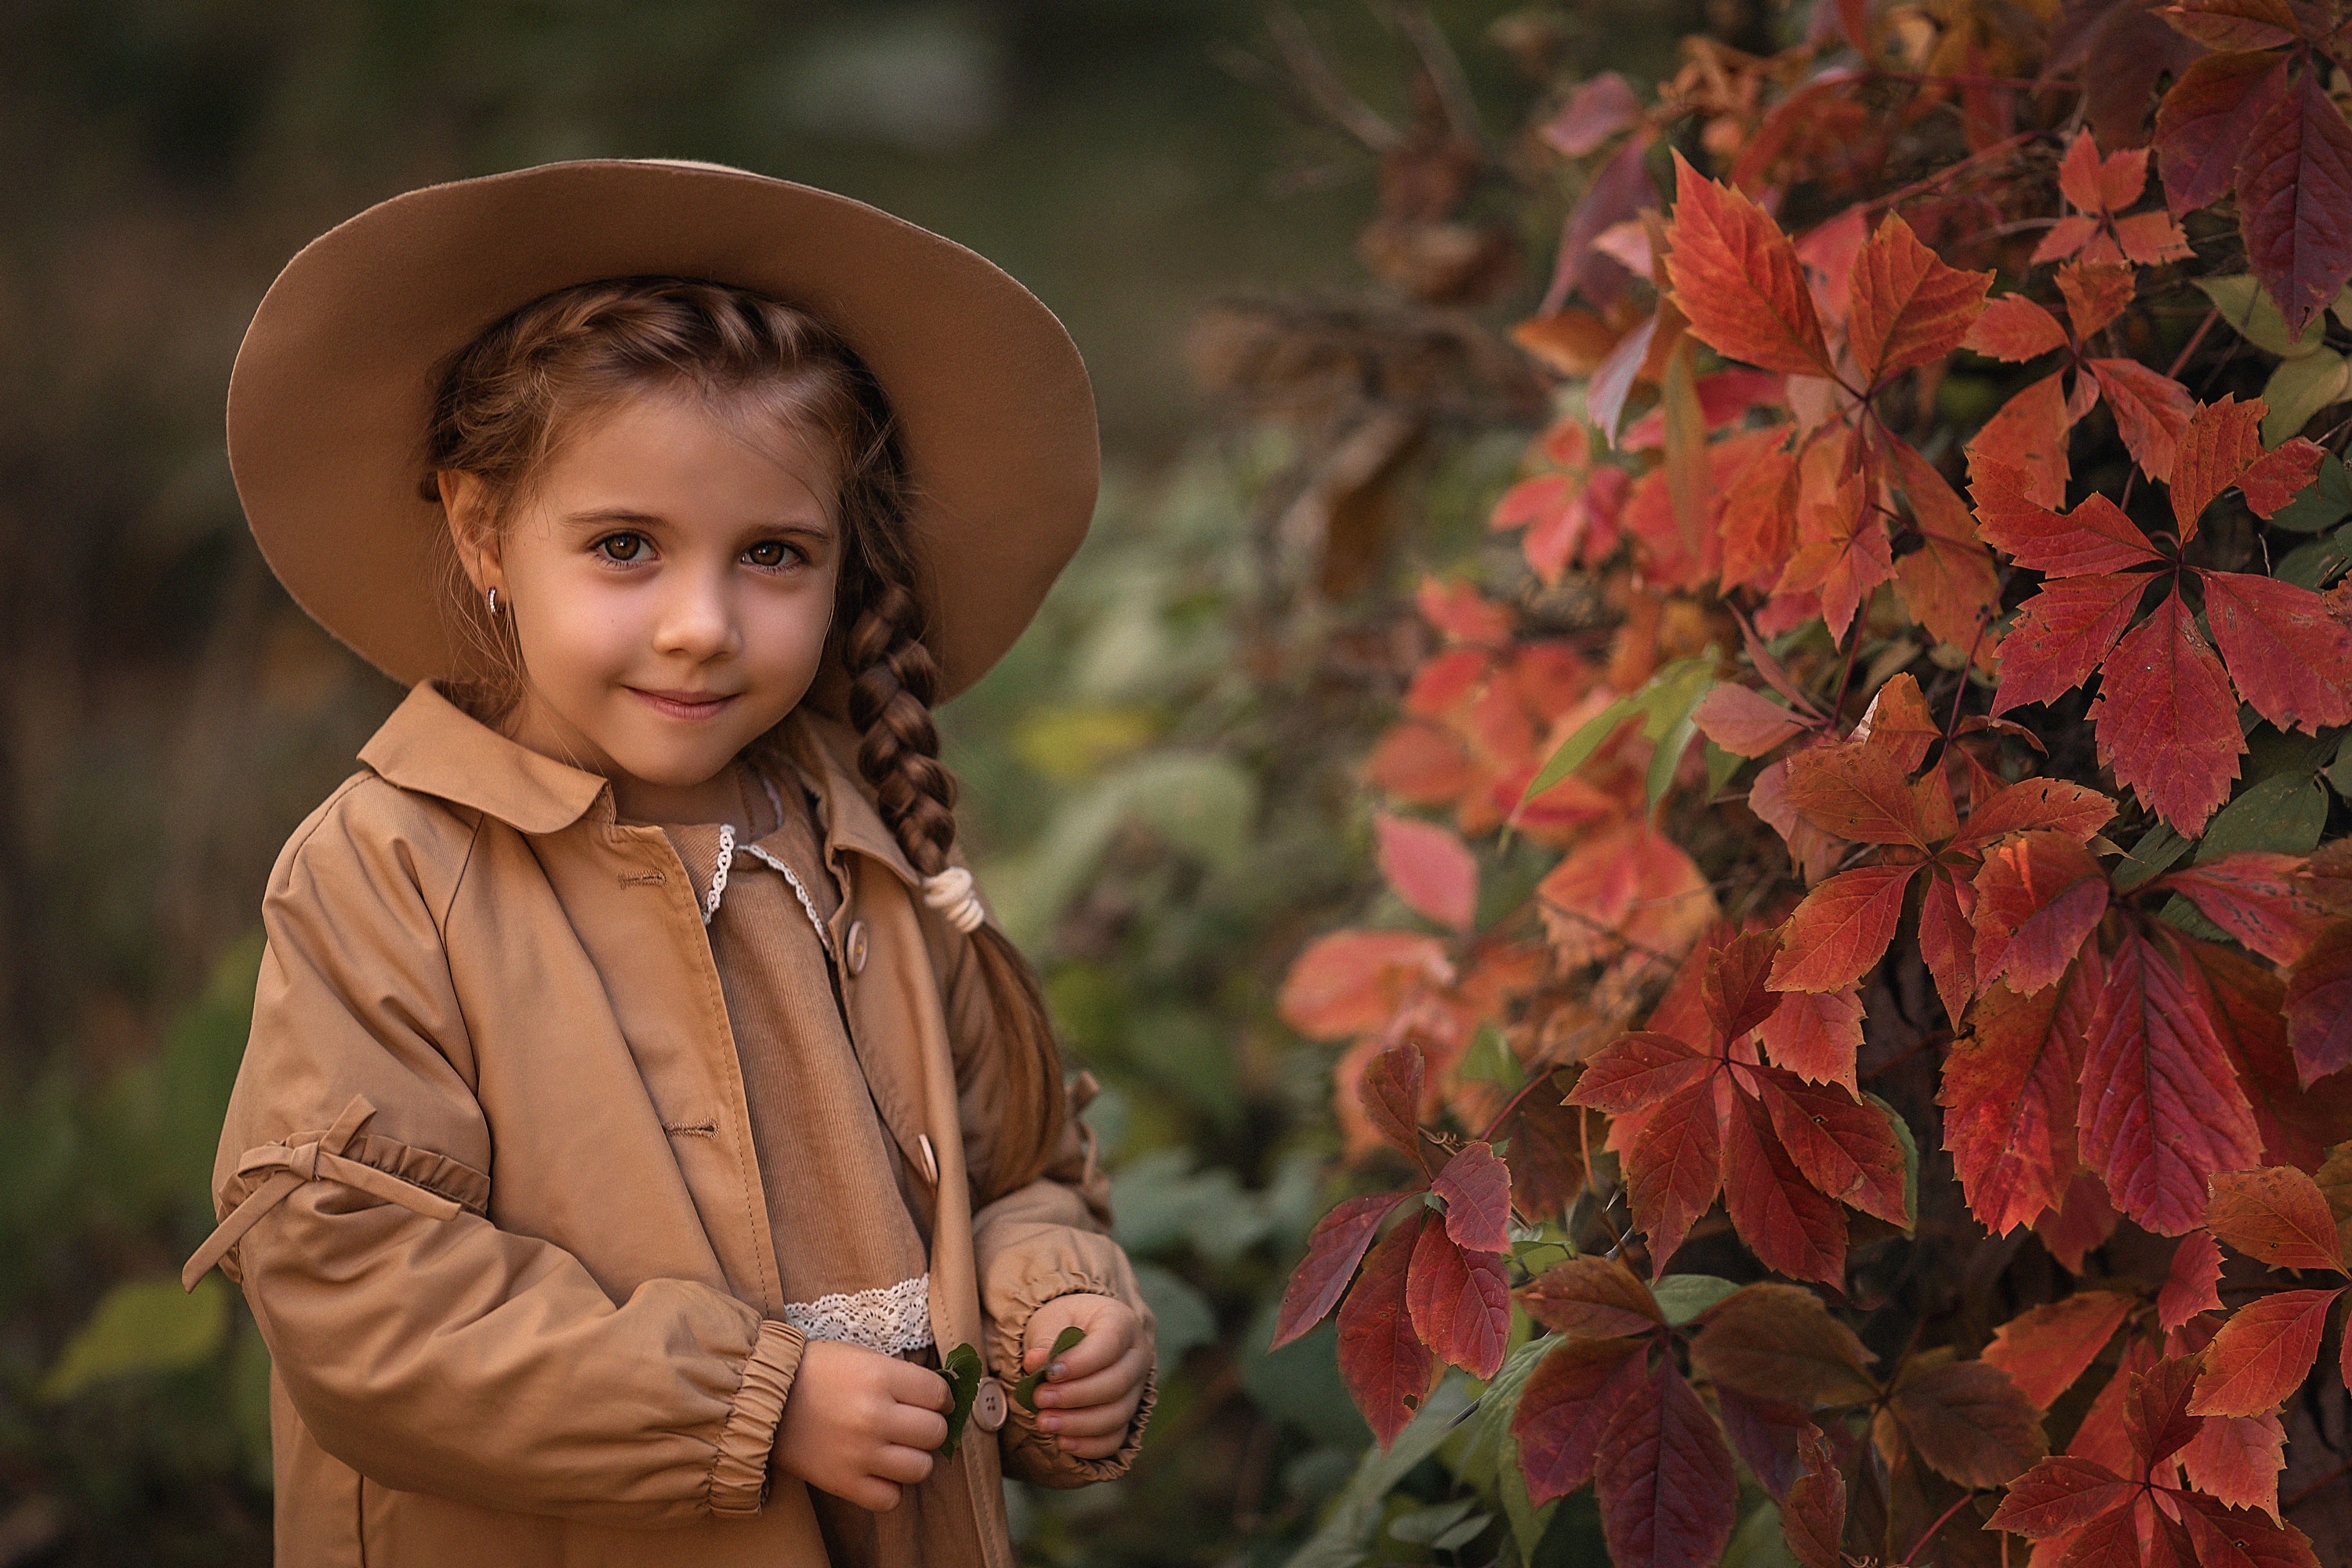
left=227, top=158, right=1098, bottom=701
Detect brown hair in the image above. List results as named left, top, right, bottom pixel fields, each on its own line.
left=421, top=276, right=1065, bottom=1200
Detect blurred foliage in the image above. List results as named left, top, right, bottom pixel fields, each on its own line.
left=0, top=2, right=1697, bottom=1563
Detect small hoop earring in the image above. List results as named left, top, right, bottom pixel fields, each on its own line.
left=486, top=586, right=500, bottom=616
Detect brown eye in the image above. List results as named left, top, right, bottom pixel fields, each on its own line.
left=746, top=540, right=798, bottom=568
left=596, top=532, right=645, bottom=562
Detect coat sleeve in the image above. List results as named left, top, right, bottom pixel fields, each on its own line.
left=928, top=891, right=1158, bottom=1488
left=191, top=779, right=804, bottom=1527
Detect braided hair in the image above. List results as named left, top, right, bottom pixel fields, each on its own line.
left=423, top=276, right=1068, bottom=1200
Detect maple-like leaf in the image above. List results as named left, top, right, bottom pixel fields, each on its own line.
left=2238, top=67, right=2352, bottom=336
left=2161, top=854, right=2335, bottom=966
left=1846, top=210, right=1991, bottom=384
left=2157, top=1240, right=2224, bottom=1343
left=2155, top=51, right=2290, bottom=213
left=1756, top=1073, right=1910, bottom=1227
left=1951, top=777, right=2116, bottom=853
left=1430, top=1140, right=1512, bottom=1254
left=2078, top=930, right=2264, bottom=1235
left=1664, top=151, right=1833, bottom=377
left=2182, top=1410, right=2288, bottom=1521
left=1272, top=1189, right=1413, bottom=1348
left=1984, top=1455, right=2136, bottom=1537
left=2189, top=1286, right=2344, bottom=1417
left=1721, top=1088, right=1848, bottom=1287
left=1776, top=469, right=1892, bottom=645
left=1689, top=1283, right=1878, bottom=1406
left=1405, top=1218, right=1510, bottom=1379
left=1278, top=931, right=1453, bottom=1039
left=1982, top=1291, right=2135, bottom=1408
left=2089, top=590, right=2246, bottom=832
left=1359, top=1043, right=1428, bottom=1161
left=1769, top=862, right=1921, bottom=993
left=2089, top=359, right=2196, bottom=481
left=1942, top=963, right=2100, bottom=1234
left=1594, top=1359, right=1740, bottom=1568
left=1759, top=987, right=1864, bottom=1092
left=2205, top=1166, right=2350, bottom=1273
left=1512, top=1335, right=1650, bottom=1504
left=1781, top=1429, right=1845, bottom=1568
left=1885, top=1352, right=2048, bottom=1487
left=1518, top=1255, right=1664, bottom=1339
left=2200, top=572, right=2352, bottom=735
left=2035, top=129, right=2194, bottom=267
left=1372, top=811, right=1479, bottom=932
left=1335, top=1213, right=1434, bottom=1448
left=1972, top=830, right=2109, bottom=995
left=1965, top=294, right=2069, bottom=361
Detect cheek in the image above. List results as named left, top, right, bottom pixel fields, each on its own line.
left=512, top=568, right=641, bottom=686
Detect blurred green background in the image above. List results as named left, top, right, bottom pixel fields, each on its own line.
left=0, top=2, right=1688, bottom=1562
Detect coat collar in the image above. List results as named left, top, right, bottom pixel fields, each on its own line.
left=358, top=680, right=921, bottom=885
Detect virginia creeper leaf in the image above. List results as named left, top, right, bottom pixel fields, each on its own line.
left=2161, top=1231, right=2227, bottom=1330
left=1592, top=1358, right=1740, bottom=1568
left=1569, top=1032, right=1712, bottom=1116
left=1721, top=1088, right=1848, bottom=1289
left=1981, top=1290, right=2134, bottom=1408
left=1965, top=294, right=2069, bottom=361
left=1623, top=1078, right=1725, bottom=1274
left=1405, top=1218, right=1511, bottom=1380
left=1359, top=1043, right=1428, bottom=1163
left=2182, top=1410, right=2288, bottom=1520
left=1273, top=1189, right=1414, bottom=1348
left=1373, top=811, right=1479, bottom=931
left=1664, top=151, right=1833, bottom=377
left=2189, top=1287, right=2343, bottom=1417
left=1518, top=1254, right=1664, bottom=1339
left=2285, top=922, right=2352, bottom=1083
left=2160, top=853, right=2334, bottom=965
left=2090, top=589, right=2247, bottom=833
left=1688, top=1282, right=1877, bottom=1406
left=1984, top=1455, right=2134, bottom=1537
left=1780, top=1428, right=1846, bottom=1568
left=1512, top=1336, right=1649, bottom=1504
left=1431, top=1140, right=1513, bottom=1255
left=2155, top=51, right=2291, bottom=214
left=2237, top=67, right=2352, bottom=336
left=1972, top=829, right=2110, bottom=994
left=2090, top=358, right=2196, bottom=481
left=1886, top=1352, right=2048, bottom=1487
left=1991, top=572, right=2151, bottom=717
left=2205, top=1165, right=2350, bottom=1273
left=1756, top=1072, right=1911, bottom=1226
left=1846, top=210, right=1992, bottom=384
left=1336, top=1212, right=1435, bottom=1448
left=1759, top=987, right=1865, bottom=1093
left=1782, top=743, right=1935, bottom=847
left=1768, top=862, right=1922, bottom=993
left=2200, top=571, right=2352, bottom=735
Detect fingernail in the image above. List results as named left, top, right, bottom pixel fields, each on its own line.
left=1040, top=1414, right=1062, bottom=1432
left=1048, top=1362, right=1067, bottom=1380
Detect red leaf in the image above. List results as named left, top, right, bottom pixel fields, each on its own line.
left=1664, top=151, right=1833, bottom=377
left=1335, top=1212, right=1435, bottom=1448
left=2237, top=67, right=2352, bottom=336
left=1541, top=71, right=1641, bottom=157
left=2181, top=1410, right=2288, bottom=1520
left=1853, top=672, right=1942, bottom=771
left=1917, top=869, right=1976, bottom=1025
left=1279, top=931, right=1452, bottom=1039
left=1973, top=373, right=2078, bottom=508
left=1775, top=469, right=1892, bottom=644
left=1889, top=437, right=2002, bottom=653
left=1569, top=1031, right=1712, bottom=1115
left=1966, top=294, right=2070, bottom=361
left=1947, top=964, right=2098, bottom=1232
left=1692, top=683, right=1809, bottom=757
left=1404, top=1218, right=1509, bottom=1379
left=2038, top=1170, right=2123, bottom=1272
left=1952, top=777, right=2118, bottom=853
left=2172, top=395, right=2268, bottom=539
left=2285, top=923, right=2352, bottom=1084
left=1972, top=830, right=2109, bottom=994
left=1373, top=811, right=1479, bottom=931
left=2189, top=1287, right=2343, bottom=1417
left=1768, top=862, right=1922, bottom=993
left=2161, top=0, right=2304, bottom=52
left=1623, top=1078, right=1726, bottom=1273
left=2090, top=358, right=2197, bottom=481
left=2178, top=1491, right=2323, bottom=1568
left=1757, top=1072, right=1911, bottom=1227
left=2078, top=930, right=2264, bottom=1235
left=2162, top=854, right=2334, bottom=967
left=1535, top=819, right=1720, bottom=967
left=1688, top=1282, right=1878, bottom=1406
left=2161, top=1232, right=2227, bottom=1330
left=1432, top=1140, right=1513, bottom=1254
left=2155, top=50, right=2291, bottom=214
left=1513, top=1337, right=1649, bottom=1504
left=1704, top=926, right=1785, bottom=1042
left=2070, top=1334, right=2156, bottom=1473
left=1593, top=1359, right=1740, bottom=1568
left=1719, top=439, right=1802, bottom=591
left=1499, top=1081, right=1594, bottom=1222
left=2057, top=261, right=2136, bottom=340
left=2236, top=437, right=2326, bottom=517
left=1984, top=1455, right=2135, bottom=1537
left=1846, top=210, right=1991, bottom=383
left=1272, top=1189, right=1413, bottom=1348
left=2201, top=571, right=2352, bottom=735
left=2090, top=588, right=2246, bottom=833
left=1969, top=460, right=2161, bottom=575
left=1366, top=721, right=1475, bottom=804
left=1982, top=1291, right=2134, bottom=1408
left=1782, top=744, right=1935, bottom=847
left=1886, top=1352, right=2049, bottom=1486
left=1991, top=572, right=2151, bottom=717
left=1722, top=1087, right=1849, bottom=1288
left=1518, top=1254, right=1664, bottom=1339
left=1359, top=1043, right=1428, bottom=1161
left=1761, top=987, right=1865, bottom=1094
left=1713, top=1388, right=1813, bottom=1501
left=2190, top=938, right=2352, bottom=1171
left=1780, top=1428, right=1846, bottom=1568
left=2206, top=1166, right=2350, bottom=1273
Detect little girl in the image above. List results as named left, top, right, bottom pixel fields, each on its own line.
left=181, top=159, right=1155, bottom=1567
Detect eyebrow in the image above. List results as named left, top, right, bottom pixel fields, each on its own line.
left=562, top=508, right=833, bottom=539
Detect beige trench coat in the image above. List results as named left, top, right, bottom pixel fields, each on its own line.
left=184, top=680, right=1155, bottom=1567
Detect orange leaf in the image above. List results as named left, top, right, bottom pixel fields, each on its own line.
left=1965, top=294, right=2069, bottom=361
left=2206, top=1166, right=2350, bottom=1273
left=1769, top=863, right=1921, bottom=993
left=2188, top=1287, right=2344, bottom=1417
left=1846, top=210, right=1991, bottom=385
left=1278, top=930, right=1453, bottom=1040
left=1372, top=811, right=1479, bottom=932
left=1759, top=988, right=1864, bottom=1094
left=1982, top=1291, right=2134, bottom=1408
left=1940, top=961, right=2100, bottom=1235
left=1971, top=830, right=2109, bottom=995
left=1663, top=151, right=1834, bottom=376
left=2161, top=1232, right=2226, bottom=1330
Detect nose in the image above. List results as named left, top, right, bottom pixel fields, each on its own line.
left=651, top=564, right=740, bottom=662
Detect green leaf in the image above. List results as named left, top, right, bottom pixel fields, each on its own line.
left=2261, top=349, right=2351, bottom=445
left=2275, top=521, right=2352, bottom=590
left=1722, top=1501, right=1803, bottom=1568
left=2329, top=731, right=2352, bottom=797
left=1868, top=1091, right=1919, bottom=1234
left=1014, top=1326, right=1087, bottom=1412
left=1520, top=658, right=1716, bottom=807
left=2264, top=453, right=2352, bottom=534
left=1705, top=740, right=1745, bottom=797
left=2200, top=274, right=2327, bottom=358
left=938, top=1341, right=984, bottom=1457
left=1523, top=696, right=1638, bottom=803
left=1459, top=1022, right=1526, bottom=1092
left=2112, top=820, right=2190, bottom=891
left=1646, top=691, right=1708, bottom=811
left=39, top=1276, right=228, bottom=1402
left=1651, top=1273, right=1743, bottom=1326
left=1388, top=1497, right=1486, bottom=1546
left=1131, top=1264, right=1218, bottom=1371
left=1277, top=1376, right=1477, bottom=1568
left=2195, top=771, right=2331, bottom=861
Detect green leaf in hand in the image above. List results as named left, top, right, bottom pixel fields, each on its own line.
left=1014, top=1326, right=1086, bottom=1413
left=938, top=1342, right=983, bottom=1457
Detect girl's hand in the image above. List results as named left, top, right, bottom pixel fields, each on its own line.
left=1021, top=1293, right=1151, bottom=1460
left=771, top=1338, right=953, bottom=1512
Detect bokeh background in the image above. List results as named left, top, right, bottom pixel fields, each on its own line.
left=0, top=2, right=1692, bottom=1562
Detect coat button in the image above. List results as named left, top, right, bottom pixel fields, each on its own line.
left=845, top=920, right=869, bottom=975
left=972, top=1377, right=1008, bottom=1432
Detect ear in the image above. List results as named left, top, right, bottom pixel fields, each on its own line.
left=437, top=471, right=505, bottom=596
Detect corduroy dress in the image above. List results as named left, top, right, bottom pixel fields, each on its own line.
left=186, top=679, right=1156, bottom=1568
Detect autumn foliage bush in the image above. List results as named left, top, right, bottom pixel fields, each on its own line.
left=1267, top=3, right=2352, bottom=1564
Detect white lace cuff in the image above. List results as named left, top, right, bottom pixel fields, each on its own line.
left=780, top=1272, right=934, bottom=1355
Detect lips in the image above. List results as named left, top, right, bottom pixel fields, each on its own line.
left=628, top=687, right=739, bottom=720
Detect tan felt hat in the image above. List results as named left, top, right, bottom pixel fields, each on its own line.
left=227, top=158, right=1099, bottom=701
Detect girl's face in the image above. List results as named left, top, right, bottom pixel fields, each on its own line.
left=442, top=387, right=843, bottom=825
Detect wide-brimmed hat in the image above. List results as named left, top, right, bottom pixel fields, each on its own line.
left=227, top=158, right=1098, bottom=701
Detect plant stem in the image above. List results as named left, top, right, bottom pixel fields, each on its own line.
left=1898, top=1491, right=1979, bottom=1565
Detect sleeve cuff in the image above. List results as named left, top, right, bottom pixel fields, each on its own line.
left=994, top=1282, right=1159, bottom=1489
left=707, top=1319, right=807, bottom=1516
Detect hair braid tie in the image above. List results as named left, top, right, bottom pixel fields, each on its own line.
left=920, top=865, right=986, bottom=934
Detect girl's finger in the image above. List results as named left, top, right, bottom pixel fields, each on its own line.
left=1033, top=1345, right=1152, bottom=1411
left=884, top=1403, right=950, bottom=1453
left=887, top=1364, right=956, bottom=1412
left=871, top=1442, right=938, bottom=1487
left=1059, top=1428, right=1129, bottom=1460
left=1038, top=1388, right=1140, bottom=1437
left=1038, top=1308, right=1134, bottom=1379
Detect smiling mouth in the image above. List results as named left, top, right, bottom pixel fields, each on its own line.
left=628, top=687, right=739, bottom=720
